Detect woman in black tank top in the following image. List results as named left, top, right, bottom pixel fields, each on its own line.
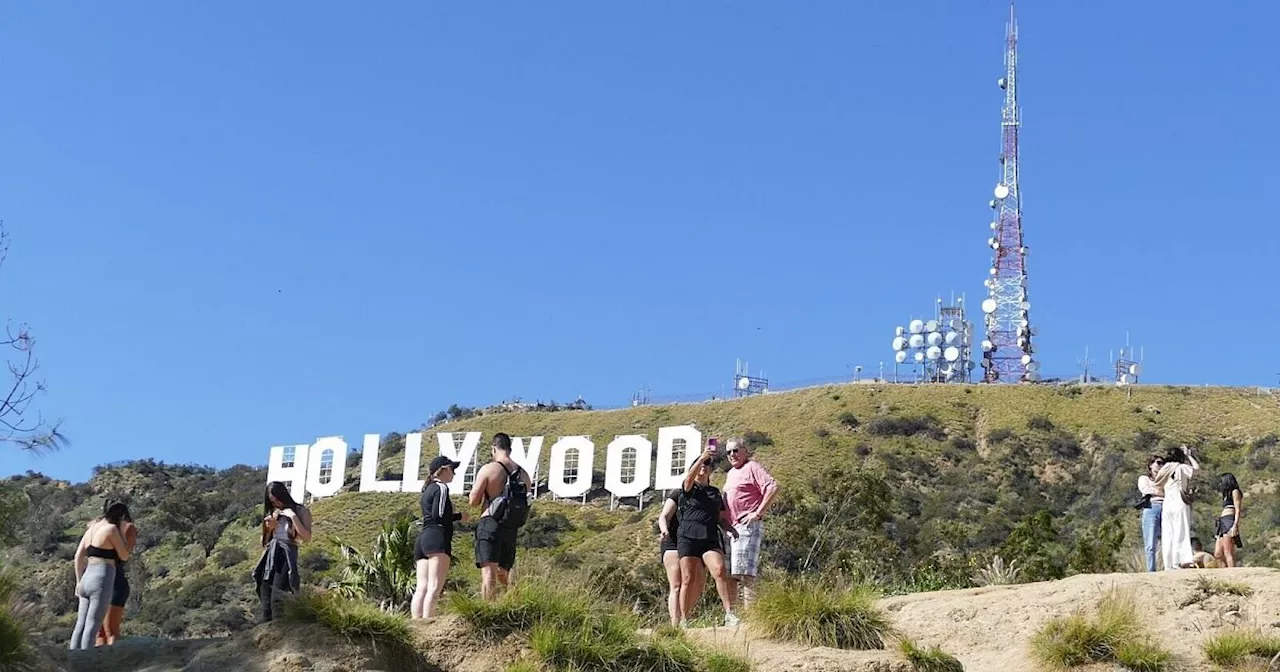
left=677, top=446, right=742, bottom=628
left=1214, top=472, right=1243, bottom=567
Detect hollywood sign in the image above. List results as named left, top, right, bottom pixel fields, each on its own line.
left=267, top=425, right=704, bottom=502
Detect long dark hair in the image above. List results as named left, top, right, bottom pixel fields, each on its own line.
left=264, top=481, right=300, bottom=518
left=103, top=499, right=131, bottom=525
left=1219, top=472, right=1242, bottom=498
left=1164, top=446, right=1188, bottom=465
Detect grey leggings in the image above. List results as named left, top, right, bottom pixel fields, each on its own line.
left=69, top=563, right=115, bottom=650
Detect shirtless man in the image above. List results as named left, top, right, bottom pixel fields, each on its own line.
left=469, top=432, right=533, bottom=601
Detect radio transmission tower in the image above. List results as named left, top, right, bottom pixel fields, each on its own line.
left=980, top=2, right=1038, bottom=383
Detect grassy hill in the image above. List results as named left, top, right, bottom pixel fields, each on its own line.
left=4, top=382, right=1280, bottom=647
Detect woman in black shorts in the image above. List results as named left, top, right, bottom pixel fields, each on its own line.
left=1214, top=472, right=1244, bottom=567
left=659, top=488, right=706, bottom=627
left=96, top=501, right=136, bottom=646
left=677, top=446, right=739, bottom=628
left=411, top=455, right=464, bottom=619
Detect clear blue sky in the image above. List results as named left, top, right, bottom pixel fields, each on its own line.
left=2, top=1, right=1277, bottom=481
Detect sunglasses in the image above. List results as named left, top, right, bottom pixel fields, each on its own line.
left=727, top=448, right=741, bottom=454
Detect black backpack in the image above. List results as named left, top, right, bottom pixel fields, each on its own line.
left=494, top=463, right=531, bottom=528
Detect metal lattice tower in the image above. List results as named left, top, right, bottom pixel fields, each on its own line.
left=980, top=2, right=1038, bottom=383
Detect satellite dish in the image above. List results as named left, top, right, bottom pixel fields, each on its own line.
left=994, top=184, right=1010, bottom=199
left=948, top=319, right=961, bottom=330
left=1027, top=361, right=1041, bottom=372
left=944, top=331, right=960, bottom=345
left=1026, top=372, right=1041, bottom=382
left=944, top=346, right=960, bottom=362
left=908, top=334, right=925, bottom=349
left=892, top=337, right=907, bottom=351
left=989, top=268, right=997, bottom=276
left=980, top=359, right=992, bottom=368
left=981, top=340, right=994, bottom=352
left=1119, top=374, right=1131, bottom=385
left=1129, top=364, right=1141, bottom=376
left=990, top=221, right=998, bottom=230
left=989, top=200, right=997, bottom=209
left=967, top=360, right=977, bottom=371
left=1019, top=318, right=1030, bottom=328
left=895, top=326, right=905, bottom=336
left=941, top=365, right=955, bottom=378
left=987, top=237, right=995, bottom=248
left=984, top=279, right=993, bottom=288
left=737, top=377, right=750, bottom=390
left=909, top=320, right=925, bottom=334
left=914, top=352, right=925, bottom=363
left=1020, top=301, right=1032, bottom=311
left=895, top=350, right=908, bottom=364
left=1020, top=246, right=1029, bottom=254
left=927, top=332, right=943, bottom=347
left=925, top=320, right=939, bottom=333
left=926, top=346, right=942, bottom=361
left=993, top=241, right=1001, bottom=250
left=998, top=77, right=1007, bottom=89
left=981, top=299, right=998, bottom=314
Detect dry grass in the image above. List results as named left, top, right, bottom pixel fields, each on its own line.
left=1029, top=589, right=1173, bottom=671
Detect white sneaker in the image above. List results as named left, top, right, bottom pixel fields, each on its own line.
left=724, top=613, right=740, bottom=627
left=678, top=619, right=689, bottom=629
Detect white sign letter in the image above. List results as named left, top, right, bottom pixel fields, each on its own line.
left=605, top=435, right=653, bottom=498
left=548, top=436, right=595, bottom=498
left=266, top=444, right=311, bottom=503
left=401, top=432, right=426, bottom=493
left=306, top=436, right=349, bottom=500
left=437, top=432, right=482, bottom=495
left=510, top=436, right=544, bottom=484
left=359, top=434, right=401, bottom=493
left=654, top=425, right=701, bottom=490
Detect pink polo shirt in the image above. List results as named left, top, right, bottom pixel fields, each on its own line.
left=723, top=460, right=777, bottom=522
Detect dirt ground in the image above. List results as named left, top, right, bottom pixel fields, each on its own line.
left=31, top=568, right=1280, bottom=671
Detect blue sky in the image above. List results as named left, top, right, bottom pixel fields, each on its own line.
left=2, top=1, right=1277, bottom=481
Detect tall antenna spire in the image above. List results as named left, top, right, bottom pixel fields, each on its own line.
left=980, top=1, right=1037, bottom=383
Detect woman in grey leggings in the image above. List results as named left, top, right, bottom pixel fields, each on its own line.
left=69, top=502, right=131, bottom=650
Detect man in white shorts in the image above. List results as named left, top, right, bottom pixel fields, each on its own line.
left=723, top=437, right=779, bottom=611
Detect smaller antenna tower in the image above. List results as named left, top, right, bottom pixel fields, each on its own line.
left=890, top=294, right=977, bottom=383
left=1114, top=333, right=1143, bottom=386
left=631, top=384, right=650, bottom=408
left=733, top=359, right=769, bottom=397
left=1076, top=347, right=1094, bottom=383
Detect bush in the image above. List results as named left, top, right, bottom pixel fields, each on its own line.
left=743, top=430, right=774, bottom=449
left=866, top=416, right=945, bottom=440
left=1203, top=628, right=1280, bottom=667
left=748, top=577, right=891, bottom=650
left=335, top=515, right=417, bottom=611
left=300, top=548, right=332, bottom=573
left=284, top=589, right=422, bottom=665
left=215, top=546, right=250, bottom=568
left=519, top=511, right=575, bottom=549
left=1030, top=590, right=1172, bottom=671
left=837, top=412, right=861, bottom=430
left=0, top=572, right=33, bottom=670
left=1027, top=415, right=1055, bottom=432
left=899, top=638, right=964, bottom=672
left=987, top=428, right=1015, bottom=444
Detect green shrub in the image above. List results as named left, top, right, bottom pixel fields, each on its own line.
left=0, top=572, right=33, bottom=671
left=837, top=412, right=861, bottom=430
left=899, top=638, right=964, bottom=672
left=866, top=416, right=944, bottom=440
left=1029, top=590, right=1172, bottom=671
left=748, top=577, right=891, bottom=650
left=450, top=580, right=599, bottom=641
left=284, top=589, right=414, bottom=650
left=335, top=515, right=417, bottom=611
left=1203, top=628, right=1280, bottom=667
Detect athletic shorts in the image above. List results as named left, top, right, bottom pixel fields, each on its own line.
left=1216, top=514, right=1244, bottom=549
left=729, top=520, right=764, bottom=577
left=660, top=536, right=678, bottom=562
left=110, top=565, right=130, bottom=607
left=677, top=533, right=724, bottom=559
left=474, top=517, right=518, bottom=570
left=415, top=525, right=452, bottom=561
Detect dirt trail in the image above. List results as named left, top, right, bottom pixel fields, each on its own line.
left=33, top=569, right=1280, bottom=671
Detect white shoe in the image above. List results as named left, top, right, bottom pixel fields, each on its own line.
left=678, top=619, right=689, bottom=629
left=724, top=613, right=740, bottom=627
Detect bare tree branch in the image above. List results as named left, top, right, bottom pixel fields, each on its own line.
left=0, top=222, right=67, bottom=454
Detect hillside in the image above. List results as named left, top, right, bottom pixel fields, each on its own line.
left=4, top=382, right=1280, bottom=654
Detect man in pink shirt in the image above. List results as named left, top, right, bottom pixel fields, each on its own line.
left=723, top=436, right=779, bottom=610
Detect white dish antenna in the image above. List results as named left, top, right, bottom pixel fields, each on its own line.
left=908, top=334, right=925, bottom=349
left=895, top=326, right=905, bottom=336
left=1026, top=372, right=1041, bottom=382
left=1020, top=301, right=1032, bottom=311
left=925, top=320, right=939, bottom=333
left=948, top=319, right=961, bottom=330
left=981, top=340, right=994, bottom=352
left=736, top=377, right=750, bottom=390
left=926, top=346, right=942, bottom=361
left=994, top=183, right=1010, bottom=199
left=989, top=268, right=997, bottom=276
left=909, top=319, right=924, bottom=334
left=990, top=221, right=998, bottom=230
left=895, top=350, right=908, bottom=364
left=944, top=346, right=960, bottom=362
left=981, top=299, right=998, bottom=314
left=914, top=351, right=926, bottom=363
left=926, top=332, right=943, bottom=347
left=998, top=77, right=1007, bottom=89
left=1129, top=364, right=1141, bottom=376
left=987, top=237, right=995, bottom=248
left=941, top=365, right=954, bottom=378
left=989, top=200, right=997, bottom=209
left=967, top=360, right=977, bottom=371
left=944, top=331, right=960, bottom=346
left=892, top=337, right=907, bottom=351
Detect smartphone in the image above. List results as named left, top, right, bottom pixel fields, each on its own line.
left=708, top=437, right=719, bottom=454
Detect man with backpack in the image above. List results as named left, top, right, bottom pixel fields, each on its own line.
left=469, top=432, right=533, bottom=601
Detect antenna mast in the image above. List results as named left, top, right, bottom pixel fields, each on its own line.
left=980, top=2, right=1037, bottom=383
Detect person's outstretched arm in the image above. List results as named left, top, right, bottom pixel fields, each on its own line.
left=683, top=451, right=710, bottom=493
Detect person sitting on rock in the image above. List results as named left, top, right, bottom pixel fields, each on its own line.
left=1181, top=537, right=1219, bottom=569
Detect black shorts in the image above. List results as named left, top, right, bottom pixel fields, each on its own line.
left=1216, top=514, right=1244, bottom=549
left=474, top=517, right=518, bottom=570
left=415, top=525, right=452, bottom=561
left=660, top=537, right=678, bottom=562
left=677, top=533, right=724, bottom=559
left=110, top=567, right=130, bottom=607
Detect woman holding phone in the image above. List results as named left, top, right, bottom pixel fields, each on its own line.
left=677, top=440, right=740, bottom=628
left=252, top=481, right=312, bottom=621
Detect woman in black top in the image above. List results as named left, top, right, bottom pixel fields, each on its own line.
left=678, top=446, right=740, bottom=628
left=659, top=488, right=706, bottom=627
left=412, top=455, right=464, bottom=619
left=1214, top=472, right=1244, bottom=567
